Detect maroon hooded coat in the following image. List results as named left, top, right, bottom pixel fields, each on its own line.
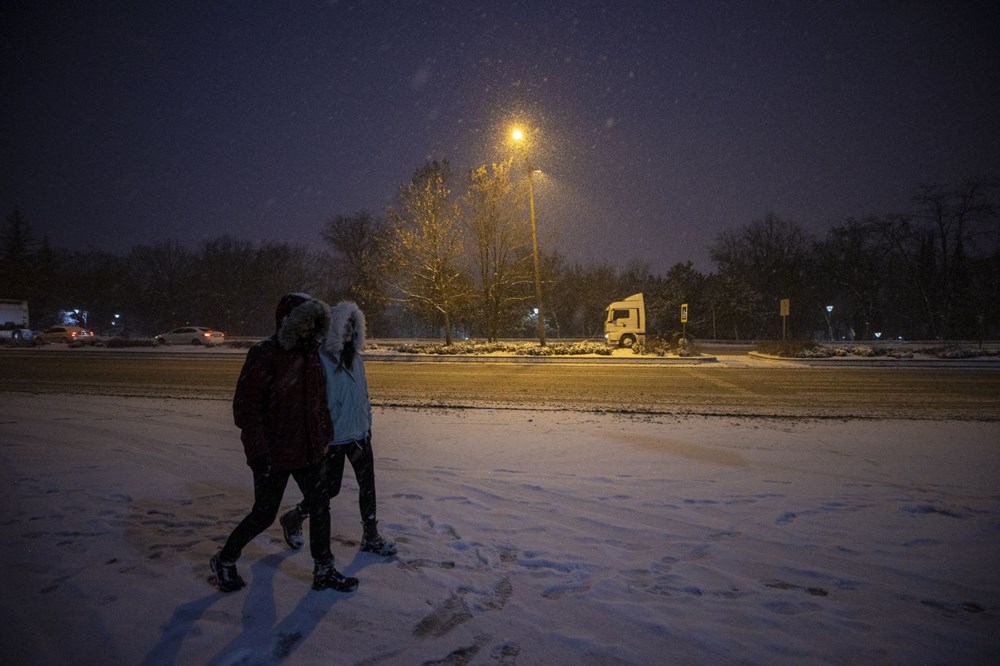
left=232, top=293, right=333, bottom=472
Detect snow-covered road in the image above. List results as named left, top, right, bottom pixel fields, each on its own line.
left=2, top=348, right=999, bottom=419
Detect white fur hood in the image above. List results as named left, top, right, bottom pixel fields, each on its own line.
left=324, top=300, right=366, bottom=355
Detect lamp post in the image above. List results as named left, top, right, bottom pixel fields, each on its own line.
left=512, top=128, right=546, bottom=346
left=825, top=305, right=834, bottom=341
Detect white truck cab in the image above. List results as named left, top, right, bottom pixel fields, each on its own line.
left=0, top=299, right=36, bottom=346
left=604, top=293, right=646, bottom=348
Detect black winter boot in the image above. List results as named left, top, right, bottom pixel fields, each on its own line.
left=279, top=506, right=305, bottom=549
left=312, top=558, right=359, bottom=592
left=360, top=520, right=397, bottom=556
left=210, top=552, right=246, bottom=592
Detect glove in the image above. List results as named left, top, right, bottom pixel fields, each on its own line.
left=249, top=455, right=272, bottom=476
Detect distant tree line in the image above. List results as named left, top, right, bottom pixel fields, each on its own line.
left=2, top=170, right=998, bottom=342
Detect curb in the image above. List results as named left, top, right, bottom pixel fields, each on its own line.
left=366, top=353, right=718, bottom=365
left=747, top=351, right=1000, bottom=368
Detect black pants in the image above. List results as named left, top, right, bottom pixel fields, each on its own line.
left=326, top=438, right=377, bottom=525
left=221, top=462, right=332, bottom=563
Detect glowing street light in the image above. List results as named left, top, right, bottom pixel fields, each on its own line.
left=825, top=305, right=834, bottom=341
left=511, top=127, right=546, bottom=346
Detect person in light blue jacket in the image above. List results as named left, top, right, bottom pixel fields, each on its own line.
left=280, top=300, right=397, bottom=557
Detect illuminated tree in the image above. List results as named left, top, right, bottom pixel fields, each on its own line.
left=463, top=160, right=533, bottom=340
left=386, top=160, right=471, bottom=344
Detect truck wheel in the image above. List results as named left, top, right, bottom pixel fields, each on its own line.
left=620, top=334, right=636, bottom=349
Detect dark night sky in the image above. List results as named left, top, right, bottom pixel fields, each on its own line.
left=2, top=1, right=998, bottom=272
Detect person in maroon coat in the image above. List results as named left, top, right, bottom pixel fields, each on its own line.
left=210, top=292, right=358, bottom=593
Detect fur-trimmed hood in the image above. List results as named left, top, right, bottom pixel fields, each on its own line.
left=275, top=293, right=330, bottom=350
left=324, top=300, right=366, bottom=355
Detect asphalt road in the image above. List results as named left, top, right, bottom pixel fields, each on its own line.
left=2, top=349, right=998, bottom=420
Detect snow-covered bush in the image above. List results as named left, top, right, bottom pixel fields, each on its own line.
left=921, top=345, right=979, bottom=359
left=632, top=334, right=697, bottom=357
left=756, top=340, right=824, bottom=357
left=549, top=341, right=612, bottom=356
left=392, top=340, right=611, bottom=356
left=631, top=338, right=664, bottom=356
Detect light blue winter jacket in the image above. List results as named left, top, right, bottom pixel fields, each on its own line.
left=320, top=300, right=372, bottom=446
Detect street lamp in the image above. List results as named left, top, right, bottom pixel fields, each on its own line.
left=512, top=127, right=546, bottom=346
left=825, top=305, right=834, bottom=341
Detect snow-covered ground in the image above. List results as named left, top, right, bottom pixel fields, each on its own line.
left=1, top=392, right=997, bottom=665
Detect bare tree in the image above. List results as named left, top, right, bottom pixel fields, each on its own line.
left=249, top=242, right=322, bottom=334
left=710, top=213, right=816, bottom=338
left=546, top=259, right=616, bottom=339
left=911, top=178, right=998, bottom=337
left=386, top=161, right=471, bottom=344
left=703, top=271, right=765, bottom=340
left=189, top=236, right=257, bottom=334
left=463, top=161, right=533, bottom=340
left=653, top=262, right=706, bottom=336
left=127, top=241, right=194, bottom=333
left=320, top=210, right=391, bottom=334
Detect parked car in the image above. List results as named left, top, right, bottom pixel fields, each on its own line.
left=39, top=325, right=96, bottom=344
left=155, top=326, right=225, bottom=346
